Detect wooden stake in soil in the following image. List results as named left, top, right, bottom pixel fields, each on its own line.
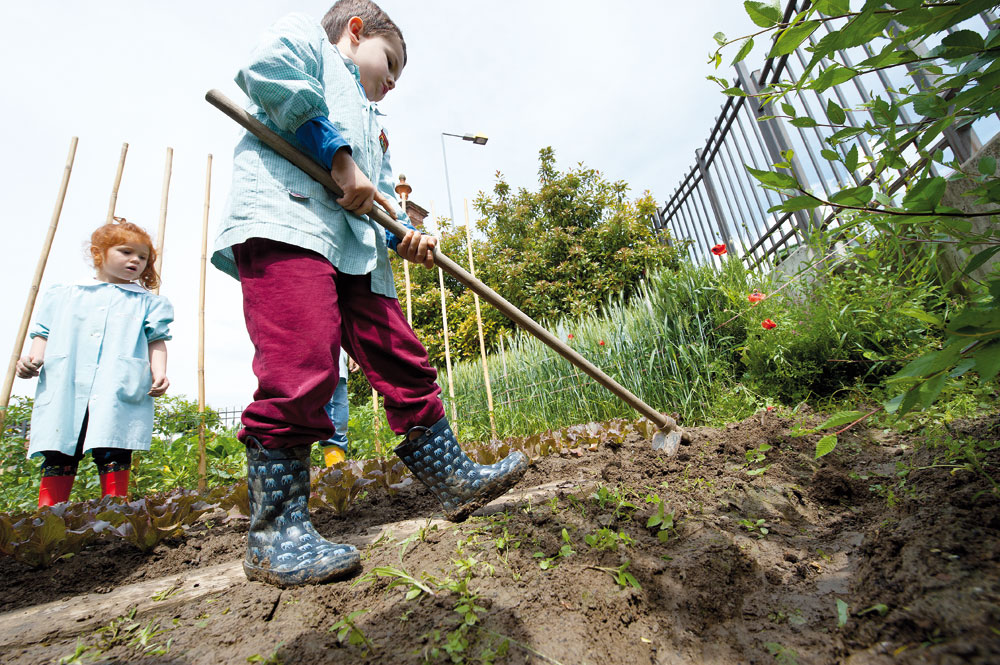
left=395, top=175, right=413, bottom=325
left=431, top=202, right=459, bottom=431
left=464, top=199, right=497, bottom=440
left=105, top=142, right=129, bottom=223
left=153, top=147, right=173, bottom=294
left=197, top=154, right=213, bottom=493
left=499, top=336, right=509, bottom=408
left=371, top=388, right=383, bottom=455
left=0, top=137, right=78, bottom=431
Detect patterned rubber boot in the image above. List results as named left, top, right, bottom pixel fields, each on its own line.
left=395, top=416, right=528, bottom=522
left=244, top=439, right=361, bottom=587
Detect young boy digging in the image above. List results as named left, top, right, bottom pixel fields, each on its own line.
left=212, top=0, right=527, bottom=588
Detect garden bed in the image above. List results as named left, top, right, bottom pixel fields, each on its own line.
left=1, top=410, right=998, bottom=664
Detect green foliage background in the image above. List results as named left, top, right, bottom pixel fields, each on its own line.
left=390, top=147, right=681, bottom=370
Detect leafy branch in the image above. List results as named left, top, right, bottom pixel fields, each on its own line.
left=710, top=0, right=1000, bottom=419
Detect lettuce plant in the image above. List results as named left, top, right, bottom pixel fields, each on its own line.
left=361, top=459, right=412, bottom=496
left=311, top=463, right=374, bottom=515
left=0, top=505, right=111, bottom=568
left=98, top=491, right=215, bottom=552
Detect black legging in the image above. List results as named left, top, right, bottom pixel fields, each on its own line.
left=39, top=410, right=132, bottom=477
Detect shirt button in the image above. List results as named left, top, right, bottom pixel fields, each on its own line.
left=91, top=332, right=100, bottom=337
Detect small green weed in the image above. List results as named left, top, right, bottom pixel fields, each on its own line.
left=330, top=609, right=377, bottom=655
left=765, top=642, right=799, bottom=665
left=246, top=644, right=284, bottom=664
left=151, top=584, right=181, bottom=602
left=738, top=518, right=769, bottom=538
left=56, top=641, right=93, bottom=665
left=745, top=442, right=773, bottom=476
left=587, top=561, right=641, bottom=590
left=645, top=495, right=677, bottom=542
left=590, top=485, right=638, bottom=519
left=358, top=564, right=438, bottom=600
left=768, top=607, right=806, bottom=626
left=533, top=528, right=575, bottom=569
left=584, top=528, right=633, bottom=551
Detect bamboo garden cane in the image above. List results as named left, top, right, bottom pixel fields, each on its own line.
left=205, top=90, right=685, bottom=452
left=133, top=146, right=174, bottom=491
left=153, top=147, right=173, bottom=294
left=432, top=202, right=459, bottom=431
left=197, top=155, right=213, bottom=493
left=0, top=137, right=79, bottom=432
left=372, top=388, right=381, bottom=454
left=394, top=175, right=414, bottom=325
left=105, top=142, right=129, bottom=223
left=463, top=199, right=497, bottom=440
left=499, top=337, right=509, bottom=409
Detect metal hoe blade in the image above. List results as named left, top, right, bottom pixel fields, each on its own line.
left=651, top=428, right=683, bottom=456
left=651, top=415, right=686, bottom=456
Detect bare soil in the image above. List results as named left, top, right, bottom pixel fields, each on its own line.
left=1, top=410, right=998, bottom=664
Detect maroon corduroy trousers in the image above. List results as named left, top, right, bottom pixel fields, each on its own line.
left=233, top=238, right=445, bottom=449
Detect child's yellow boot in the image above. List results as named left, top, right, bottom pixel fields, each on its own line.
left=323, top=445, right=346, bottom=467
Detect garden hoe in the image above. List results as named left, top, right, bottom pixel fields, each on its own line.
left=205, top=90, right=688, bottom=455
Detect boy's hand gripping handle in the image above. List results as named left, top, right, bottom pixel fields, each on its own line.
left=205, top=89, right=686, bottom=454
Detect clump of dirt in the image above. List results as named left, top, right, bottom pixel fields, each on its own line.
left=2, top=411, right=998, bottom=665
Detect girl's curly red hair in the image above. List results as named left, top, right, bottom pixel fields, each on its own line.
left=89, top=218, right=160, bottom=290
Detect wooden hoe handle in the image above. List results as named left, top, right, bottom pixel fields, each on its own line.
left=204, top=89, right=676, bottom=433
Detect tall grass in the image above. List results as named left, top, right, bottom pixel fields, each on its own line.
left=443, top=259, right=767, bottom=441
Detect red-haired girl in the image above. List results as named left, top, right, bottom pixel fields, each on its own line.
left=16, top=219, right=174, bottom=506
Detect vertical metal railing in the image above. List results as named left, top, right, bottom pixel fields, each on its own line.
left=653, top=0, right=997, bottom=270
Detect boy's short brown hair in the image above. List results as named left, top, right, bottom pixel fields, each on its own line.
left=322, top=0, right=407, bottom=66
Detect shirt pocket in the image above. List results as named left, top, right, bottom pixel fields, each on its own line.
left=115, top=356, right=152, bottom=404
left=34, top=354, right=67, bottom=406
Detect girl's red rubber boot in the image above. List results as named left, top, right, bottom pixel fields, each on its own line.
left=38, top=475, right=75, bottom=507
left=99, top=470, right=130, bottom=498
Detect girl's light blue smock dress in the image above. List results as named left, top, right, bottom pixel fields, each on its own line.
left=27, top=280, right=173, bottom=457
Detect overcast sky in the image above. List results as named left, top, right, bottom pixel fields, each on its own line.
left=0, top=1, right=753, bottom=410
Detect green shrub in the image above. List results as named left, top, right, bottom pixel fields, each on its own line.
left=740, top=262, right=943, bottom=403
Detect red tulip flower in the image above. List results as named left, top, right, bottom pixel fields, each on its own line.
left=761, top=319, right=777, bottom=330
left=766, top=406, right=774, bottom=412
left=567, top=334, right=574, bottom=340
left=748, top=291, right=765, bottom=304
left=711, top=244, right=727, bottom=256
left=598, top=340, right=605, bottom=346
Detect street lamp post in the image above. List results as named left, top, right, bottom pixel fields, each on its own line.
left=440, top=131, right=497, bottom=440
left=440, top=132, right=488, bottom=224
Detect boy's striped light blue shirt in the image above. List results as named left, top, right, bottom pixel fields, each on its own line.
left=211, top=12, right=411, bottom=298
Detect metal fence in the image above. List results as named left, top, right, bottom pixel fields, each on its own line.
left=6, top=405, right=245, bottom=440
left=653, top=0, right=997, bottom=270
left=216, top=407, right=243, bottom=431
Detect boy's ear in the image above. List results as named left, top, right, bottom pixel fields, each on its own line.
left=347, top=16, right=364, bottom=44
